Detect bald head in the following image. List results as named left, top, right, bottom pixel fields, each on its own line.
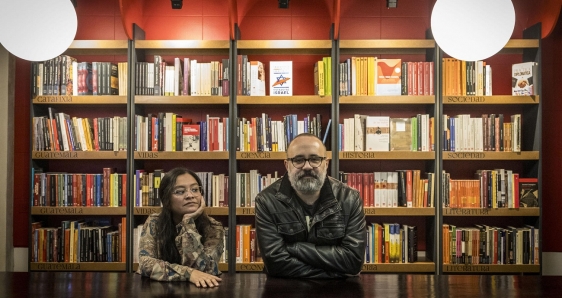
left=286, top=133, right=326, bottom=158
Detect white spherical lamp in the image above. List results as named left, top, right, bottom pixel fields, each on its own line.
left=431, top=0, right=515, bottom=61
left=0, top=0, right=77, bottom=61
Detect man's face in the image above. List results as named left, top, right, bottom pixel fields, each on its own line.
left=285, top=136, right=329, bottom=195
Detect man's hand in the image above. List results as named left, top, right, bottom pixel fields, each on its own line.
left=189, top=269, right=222, bottom=288
left=183, top=198, right=206, bottom=221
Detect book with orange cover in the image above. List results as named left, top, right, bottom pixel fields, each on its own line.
left=376, top=59, right=402, bottom=95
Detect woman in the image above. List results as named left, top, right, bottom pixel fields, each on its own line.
left=137, top=168, right=224, bottom=287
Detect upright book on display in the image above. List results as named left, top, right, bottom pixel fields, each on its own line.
left=512, top=62, right=538, bottom=95
left=270, top=61, right=292, bottom=96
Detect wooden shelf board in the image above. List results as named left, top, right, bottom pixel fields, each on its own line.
left=33, top=96, right=127, bottom=104
left=235, top=262, right=264, bottom=272
left=30, top=262, right=126, bottom=271
left=31, top=207, right=126, bottom=215
left=340, top=151, right=435, bottom=160
left=443, top=95, right=539, bottom=104
left=504, top=39, right=540, bottom=48
left=362, top=262, right=435, bottom=273
left=237, top=96, right=331, bottom=104
left=135, top=151, right=229, bottom=160
left=364, top=208, right=435, bottom=216
left=135, top=96, right=228, bottom=104
left=443, top=264, right=540, bottom=273
left=64, top=40, right=128, bottom=55
left=134, top=207, right=228, bottom=215
left=443, top=151, right=539, bottom=160
left=340, top=39, right=435, bottom=49
left=32, top=151, right=127, bottom=160
left=339, top=96, right=435, bottom=104
left=443, top=208, right=539, bottom=217
left=237, top=152, right=332, bottom=160
left=135, top=40, right=229, bottom=49
left=237, top=40, right=332, bottom=49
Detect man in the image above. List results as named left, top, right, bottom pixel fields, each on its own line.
left=255, top=133, right=366, bottom=278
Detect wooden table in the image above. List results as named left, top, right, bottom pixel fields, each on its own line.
left=1, top=272, right=559, bottom=297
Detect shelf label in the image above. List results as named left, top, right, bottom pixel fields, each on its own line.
left=342, top=152, right=378, bottom=159
left=444, top=265, right=490, bottom=272
left=33, top=152, right=79, bottom=158
left=445, top=96, right=486, bottom=103
left=446, top=152, right=486, bottom=159
left=36, top=263, right=81, bottom=270
left=445, top=208, right=489, bottom=215
left=38, top=207, right=84, bottom=214
left=35, top=96, right=73, bottom=103
left=239, top=208, right=255, bottom=215
left=135, top=152, right=159, bottom=158
left=239, top=152, right=272, bottom=159
left=364, top=209, right=377, bottom=215
left=239, top=263, right=264, bottom=271
left=362, top=264, right=378, bottom=271
left=136, top=208, right=161, bottom=215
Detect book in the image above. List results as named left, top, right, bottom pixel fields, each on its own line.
left=250, top=61, right=266, bottom=96
left=518, top=178, right=539, bottom=207
left=269, top=61, right=292, bottom=96
left=376, top=59, right=402, bottom=95
left=365, top=116, right=390, bottom=151
left=511, top=62, right=538, bottom=95
left=390, top=118, right=412, bottom=151
left=182, top=124, right=200, bottom=151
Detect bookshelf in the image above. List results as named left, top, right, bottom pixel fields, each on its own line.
left=438, top=24, right=542, bottom=274
left=28, top=25, right=543, bottom=275
left=29, top=39, right=130, bottom=271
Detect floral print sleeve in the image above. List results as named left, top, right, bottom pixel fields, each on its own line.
left=136, top=214, right=224, bottom=281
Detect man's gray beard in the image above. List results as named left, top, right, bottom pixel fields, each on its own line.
left=289, top=170, right=326, bottom=195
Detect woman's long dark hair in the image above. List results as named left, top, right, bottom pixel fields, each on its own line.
left=154, top=167, right=208, bottom=264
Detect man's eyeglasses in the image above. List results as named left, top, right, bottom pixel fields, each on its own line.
left=172, top=186, right=202, bottom=197
left=286, top=156, right=326, bottom=169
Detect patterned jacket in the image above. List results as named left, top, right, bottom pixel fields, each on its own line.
left=137, top=213, right=224, bottom=281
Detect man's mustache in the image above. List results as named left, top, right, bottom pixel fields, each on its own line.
left=298, top=171, right=318, bottom=179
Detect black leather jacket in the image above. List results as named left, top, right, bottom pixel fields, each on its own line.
left=255, top=174, right=366, bottom=278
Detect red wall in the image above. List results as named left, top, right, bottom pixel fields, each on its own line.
left=14, top=0, right=560, bottom=252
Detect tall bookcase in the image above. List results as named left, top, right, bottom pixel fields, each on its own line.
left=29, top=40, right=129, bottom=271
left=28, top=24, right=542, bottom=275
left=438, top=24, right=542, bottom=274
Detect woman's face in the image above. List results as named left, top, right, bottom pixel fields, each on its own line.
left=170, top=173, right=202, bottom=220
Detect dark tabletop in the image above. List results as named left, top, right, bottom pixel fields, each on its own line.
left=1, top=272, right=561, bottom=297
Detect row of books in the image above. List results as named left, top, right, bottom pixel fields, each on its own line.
left=135, top=57, right=228, bottom=96
left=441, top=170, right=539, bottom=209
left=235, top=225, right=262, bottom=263
left=443, top=114, right=521, bottom=152
left=442, top=59, right=492, bottom=96
left=337, top=58, right=435, bottom=97
left=443, top=224, right=539, bottom=265
left=31, top=218, right=126, bottom=263
left=340, top=114, right=434, bottom=152
left=235, top=171, right=280, bottom=207
left=134, top=170, right=281, bottom=208
left=236, top=114, right=327, bottom=152
left=34, top=107, right=126, bottom=152
left=236, top=57, right=293, bottom=96
left=339, top=171, right=435, bottom=208
left=32, top=169, right=126, bottom=207
left=133, top=113, right=229, bottom=152
left=365, top=223, right=418, bottom=264
left=32, top=57, right=125, bottom=97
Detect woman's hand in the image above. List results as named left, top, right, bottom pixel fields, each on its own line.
left=189, top=269, right=222, bottom=287
left=183, top=197, right=206, bottom=221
